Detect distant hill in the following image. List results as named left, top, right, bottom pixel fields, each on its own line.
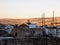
left=0, top=17, right=60, bottom=26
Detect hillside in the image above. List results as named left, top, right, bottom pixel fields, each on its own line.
left=0, top=17, right=60, bottom=26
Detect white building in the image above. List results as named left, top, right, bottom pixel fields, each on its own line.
left=26, top=20, right=39, bottom=28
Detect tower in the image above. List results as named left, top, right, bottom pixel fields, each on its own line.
left=53, top=10, right=54, bottom=26
left=42, top=13, right=45, bottom=26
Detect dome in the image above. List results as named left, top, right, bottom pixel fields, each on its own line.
left=19, top=24, right=28, bottom=27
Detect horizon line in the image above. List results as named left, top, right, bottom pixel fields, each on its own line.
left=0, top=17, right=60, bottom=19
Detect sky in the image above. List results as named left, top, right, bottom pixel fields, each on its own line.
left=0, top=0, right=60, bottom=19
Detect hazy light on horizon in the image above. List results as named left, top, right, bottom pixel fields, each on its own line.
left=0, top=0, right=60, bottom=19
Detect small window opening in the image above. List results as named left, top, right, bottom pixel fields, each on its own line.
left=15, top=32, right=17, bottom=36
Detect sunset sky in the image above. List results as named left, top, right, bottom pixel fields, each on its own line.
left=0, top=0, right=60, bottom=19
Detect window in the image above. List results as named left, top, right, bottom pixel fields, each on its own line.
left=15, top=32, right=17, bottom=36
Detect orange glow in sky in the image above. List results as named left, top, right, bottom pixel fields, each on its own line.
left=0, top=0, right=60, bottom=19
